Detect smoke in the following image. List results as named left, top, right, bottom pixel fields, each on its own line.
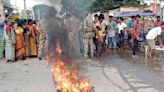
left=35, top=0, right=92, bottom=60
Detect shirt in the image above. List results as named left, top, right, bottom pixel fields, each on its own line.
left=108, top=21, right=117, bottom=37
left=101, top=20, right=109, bottom=36
left=146, top=27, right=162, bottom=40
left=154, top=20, right=162, bottom=27
left=117, top=22, right=127, bottom=34
left=127, top=20, right=133, bottom=28
left=97, top=30, right=103, bottom=42
left=132, top=20, right=139, bottom=39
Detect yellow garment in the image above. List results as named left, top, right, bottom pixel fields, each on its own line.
left=97, top=30, right=103, bottom=42
left=95, top=21, right=101, bottom=28
left=15, top=28, right=23, bottom=34
left=29, top=25, right=38, bottom=56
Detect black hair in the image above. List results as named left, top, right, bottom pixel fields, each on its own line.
left=28, top=19, right=33, bottom=24
left=94, top=14, right=98, bottom=18
left=118, top=17, right=124, bottom=21
left=136, top=14, right=141, bottom=18
left=157, top=16, right=160, bottom=19
left=33, top=20, right=36, bottom=24
left=96, top=26, right=101, bottom=30
left=131, top=16, right=135, bottom=19
left=4, top=20, right=9, bottom=25
left=98, top=14, right=104, bottom=20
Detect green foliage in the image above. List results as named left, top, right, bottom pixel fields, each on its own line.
left=89, top=0, right=141, bottom=12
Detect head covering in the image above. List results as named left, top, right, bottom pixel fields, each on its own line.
left=109, top=13, right=114, bottom=17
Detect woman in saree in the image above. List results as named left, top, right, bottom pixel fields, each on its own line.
left=28, top=19, right=37, bottom=57
left=14, top=22, right=26, bottom=60
left=4, top=20, right=16, bottom=62
left=0, top=15, right=4, bottom=59
left=23, top=19, right=30, bottom=57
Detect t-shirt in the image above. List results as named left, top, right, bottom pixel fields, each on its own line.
left=154, top=20, right=162, bottom=27
left=127, top=20, right=133, bottom=28
left=117, top=22, right=127, bottom=34
left=146, top=27, right=162, bottom=40
left=97, top=30, right=103, bottom=42
left=108, top=21, right=117, bottom=37
left=101, top=20, right=109, bottom=36
left=132, top=20, right=139, bottom=39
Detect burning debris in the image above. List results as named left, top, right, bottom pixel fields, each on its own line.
left=36, top=0, right=94, bottom=91
left=51, top=44, right=94, bottom=92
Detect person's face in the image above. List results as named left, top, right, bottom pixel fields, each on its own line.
left=95, top=17, right=99, bottom=21
left=161, top=25, right=164, bottom=30
left=118, top=19, right=122, bottom=23
left=7, top=21, right=11, bottom=26
left=14, top=23, right=18, bottom=28
left=157, top=18, right=160, bottom=21
left=109, top=17, right=112, bottom=21
left=136, top=17, right=140, bottom=20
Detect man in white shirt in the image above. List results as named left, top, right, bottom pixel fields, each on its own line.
left=146, top=22, right=164, bottom=62
left=117, top=18, right=127, bottom=34
left=117, top=17, right=127, bottom=50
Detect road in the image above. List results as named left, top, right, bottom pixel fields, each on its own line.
left=0, top=53, right=164, bottom=92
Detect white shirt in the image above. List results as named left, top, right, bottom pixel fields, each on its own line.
left=101, top=20, right=109, bottom=36
left=117, top=22, right=127, bottom=34
left=146, top=27, right=162, bottom=40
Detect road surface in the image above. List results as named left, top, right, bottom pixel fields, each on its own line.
left=0, top=53, right=164, bottom=92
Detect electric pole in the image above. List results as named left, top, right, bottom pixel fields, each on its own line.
left=24, top=0, right=27, bottom=18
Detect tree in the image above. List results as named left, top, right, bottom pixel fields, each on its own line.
left=89, top=0, right=140, bottom=12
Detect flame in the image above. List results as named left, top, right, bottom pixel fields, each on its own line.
left=51, top=45, right=92, bottom=92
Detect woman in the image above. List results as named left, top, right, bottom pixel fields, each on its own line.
left=0, top=16, right=4, bottom=58
left=14, top=22, right=26, bottom=60
left=28, top=19, right=37, bottom=57
left=23, top=19, right=30, bottom=57
left=4, top=20, right=16, bottom=62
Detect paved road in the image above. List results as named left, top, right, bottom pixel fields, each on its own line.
left=0, top=54, right=164, bottom=92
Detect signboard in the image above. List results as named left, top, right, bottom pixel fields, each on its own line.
left=120, top=7, right=139, bottom=12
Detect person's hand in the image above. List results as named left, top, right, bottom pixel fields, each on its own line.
left=160, top=44, right=163, bottom=48
left=136, top=36, right=139, bottom=40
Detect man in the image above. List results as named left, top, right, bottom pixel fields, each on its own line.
left=99, top=14, right=109, bottom=50
left=146, top=22, right=164, bottom=62
left=107, top=14, right=117, bottom=52
left=117, top=17, right=127, bottom=50
left=0, top=15, right=4, bottom=59
left=131, top=16, right=140, bottom=58
left=154, top=16, right=162, bottom=27
left=83, top=14, right=95, bottom=58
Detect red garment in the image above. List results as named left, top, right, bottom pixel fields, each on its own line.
left=154, top=20, right=162, bottom=27
left=132, top=20, right=139, bottom=39
left=5, top=25, right=11, bottom=35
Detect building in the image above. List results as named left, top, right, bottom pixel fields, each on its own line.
left=0, top=0, right=15, bottom=17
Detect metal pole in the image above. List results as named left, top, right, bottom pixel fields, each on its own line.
left=24, top=0, right=27, bottom=18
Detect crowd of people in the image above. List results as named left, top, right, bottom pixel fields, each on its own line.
left=1, top=12, right=164, bottom=63
left=84, top=13, right=164, bottom=61
left=0, top=14, right=46, bottom=63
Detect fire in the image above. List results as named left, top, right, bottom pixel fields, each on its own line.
left=51, top=45, right=93, bottom=92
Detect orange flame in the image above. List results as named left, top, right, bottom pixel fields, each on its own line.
left=51, top=46, right=92, bottom=92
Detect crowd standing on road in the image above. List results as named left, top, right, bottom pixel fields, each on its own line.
left=0, top=14, right=47, bottom=63
left=0, top=13, right=164, bottom=63
left=84, top=13, right=164, bottom=62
